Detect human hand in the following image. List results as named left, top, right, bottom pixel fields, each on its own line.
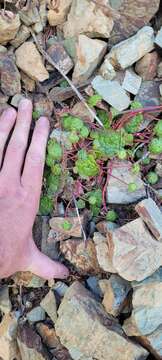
left=0, top=99, right=69, bottom=279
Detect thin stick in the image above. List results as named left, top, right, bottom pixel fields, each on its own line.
left=31, top=30, right=103, bottom=128
left=72, top=193, right=87, bottom=243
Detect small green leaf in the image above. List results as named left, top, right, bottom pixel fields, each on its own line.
left=39, top=196, right=53, bottom=215
left=149, top=138, right=162, bottom=154
left=61, top=220, right=72, bottom=231
left=106, top=210, right=118, bottom=222
left=147, top=171, right=158, bottom=185
left=88, top=93, right=102, bottom=107
left=128, top=182, right=138, bottom=192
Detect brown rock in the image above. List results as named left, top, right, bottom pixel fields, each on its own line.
left=0, top=314, right=21, bottom=360
left=21, top=71, right=35, bottom=92
left=138, top=326, right=162, bottom=360
left=0, top=11, right=20, bottom=44
left=93, top=232, right=116, bottom=273
left=96, top=221, right=119, bottom=236
left=60, top=239, right=100, bottom=274
left=49, top=216, right=83, bottom=241
left=63, top=0, right=114, bottom=39
left=15, top=42, right=49, bottom=82
left=36, top=323, right=59, bottom=348
left=135, top=80, right=161, bottom=108
left=71, top=101, right=94, bottom=122
left=0, top=55, right=21, bottom=96
left=56, top=281, right=148, bottom=360
left=47, top=0, right=72, bottom=26
left=108, top=218, right=162, bottom=281
left=33, top=93, right=53, bottom=117
left=135, top=198, right=162, bottom=242
left=135, top=52, right=159, bottom=81
left=109, top=0, right=160, bottom=45
left=47, top=42, right=73, bottom=75
left=99, top=275, right=131, bottom=317
left=72, top=35, right=107, bottom=83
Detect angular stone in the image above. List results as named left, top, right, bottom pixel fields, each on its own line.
left=49, top=216, right=83, bottom=241
left=109, top=0, right=160, bottom=45
left=11, top=94, right=25, bottom=108
left=123, top=268, right=162, bottom=337
left=10, top=24, right=30, bottom=48
left=71, top=101, right=94, bottom=122
left=99, top=59, right=116, bottom=80
left=56, top=281, right=148, bottom=360
left=108, top=218, right=162, bottom=282
left=40, top=290, right=57, bottom=324
left=0, top=286, right=11, bottom=314
left=17, top=323, right=46, bottom=360
left=15, top=42, right=49, bottom=82
left=60, top=239, right=100, bottom=274
left=47, top=0, right=72, bottom=26
left=63, top=36, right=77, bottom=61
left=47, top=42, right=74, bottom=75
left=0, top=55, right=21, bottom=96
left=33, top=93, right=53, bottom=117
left=155, top=27, right=162, bottom=48
left=72, top=35, right=107, bottom=83
left=19, top=5, right=40, bottom=26
left=96, top=221, right=119, bottom=236
left=63, top=0, right=114, bottom=39
left=0, top=314, right=20, bottom=360
left=93, top=232, right=116, bottom=273
left=99, top=275, right=131, bottom=316
left=54, top=281, right=69, bottom=297
left=135, top=198, right=162, bottom=242
left=26, top=306, right=45, bottom=323
left=106, top=26, right=154, bottom=70
left=106, top=160, right=146, bottom=204
left=36, top=323, right=60, bottom=349
left=135, top=80, right=161, bottom=108
left=135, top=52, right=159, bottom=81
left=92, top=76, right=130, bottom=111
left=21, top=71, right=35, bottom=92
left=0, top=11, right=20, bottom=44
left=122, top=69, right=142, bottom=95
left=86, top=276, right=103, bottom=299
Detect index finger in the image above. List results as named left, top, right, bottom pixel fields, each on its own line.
left=21, top=116, right=49, bottom=200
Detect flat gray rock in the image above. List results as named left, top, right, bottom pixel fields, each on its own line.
left=92, top=76, right=130, bottom=111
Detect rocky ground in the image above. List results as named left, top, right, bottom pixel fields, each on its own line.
left=2, top=0, right=162, bottom=359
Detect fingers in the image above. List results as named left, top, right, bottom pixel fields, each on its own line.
left=0, top=108, right=17, bottom=168
left=2, top=99, right=32, bottom=180
left=24, top=243, right=69, bottom=280
left=21, top=116, right=49, bottom=199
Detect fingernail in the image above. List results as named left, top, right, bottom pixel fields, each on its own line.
left=38, top=116, right=49, bottom=128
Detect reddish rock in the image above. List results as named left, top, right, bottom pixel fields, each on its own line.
left=135, top=52, right=159, bottom=80
left=49, top=216, right=83, bottom=242
left=109, top=0, right=160, bottom=45
left=135, top=198, right=162, bottom=242
left=0, top=54, right=21, bottom=96
left=108, top=218, right=162, bottom=281
left=60, top=239, right=100, bottom=274
left=47, top=42, right=73, bottom=75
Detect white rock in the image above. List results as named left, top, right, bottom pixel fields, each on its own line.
left=104, top=26, right=154, bottom=70
left=155, top=26, right=162, bottom=48
left=122, top=69, right=142, bottom=95
left=106, top=160, right=146, bottom=204
left=92, top=76, right=130, bottom=111
left=73, top=35, right=107, bottom=82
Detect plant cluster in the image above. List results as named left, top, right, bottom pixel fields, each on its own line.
left=39, top=95, right=162, bottom=219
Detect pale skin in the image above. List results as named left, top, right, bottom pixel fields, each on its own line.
left=0, top=99, right=69, bottom=279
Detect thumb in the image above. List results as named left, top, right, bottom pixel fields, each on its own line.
left=24, top=243, right=69, bottom=280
